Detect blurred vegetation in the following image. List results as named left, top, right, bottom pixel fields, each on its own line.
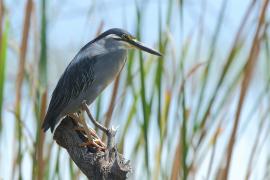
left=0, top=0, right=270, bottom=179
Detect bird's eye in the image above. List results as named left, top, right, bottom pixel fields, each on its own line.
left=122, top=34, right=129, bottom=40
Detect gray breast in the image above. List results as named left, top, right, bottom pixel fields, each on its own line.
left=61, top=39, right=127, bottom=115
left=77, top=49, right=127, bottom=107
left=93, top=49, right=127, bottom=86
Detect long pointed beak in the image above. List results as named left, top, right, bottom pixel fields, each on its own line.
left=128, top=39, right=162, bottom=56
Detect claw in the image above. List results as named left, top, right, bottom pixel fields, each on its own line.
left=93, top=138, right=106, bottom=148
left=80, top=139, right=106, bottom=151
left=74, top=126, right=97, bottom=137
left=68, top=112, right=106, bottom=152
left=74, top=126, right=98, bottom=139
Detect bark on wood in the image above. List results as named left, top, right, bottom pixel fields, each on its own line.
left=53, top=116, right=132, bottom=180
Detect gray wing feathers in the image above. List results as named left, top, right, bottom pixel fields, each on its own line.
left=42, top=55, right=95, bottom=132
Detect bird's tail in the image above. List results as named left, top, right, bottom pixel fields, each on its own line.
left=42, top=112, right=58, bottom=133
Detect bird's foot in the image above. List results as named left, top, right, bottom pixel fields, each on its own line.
left=74, top=126, right=98, bottom=139
left=73, top=124, right=106, bottom=150
left=92, top=136, right=106, bottom=149
left=80, top=138, right=106, bottom=151
left=68, top=113, right=95, bottom=139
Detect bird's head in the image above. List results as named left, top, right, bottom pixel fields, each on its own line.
left=91, top=28, right=162, bottom=56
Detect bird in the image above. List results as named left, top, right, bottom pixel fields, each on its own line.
left=42, top=28, right=161, bottom=148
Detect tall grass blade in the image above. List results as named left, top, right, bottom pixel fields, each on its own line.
left=14, top=0, right=33, bottom=178
left=223, top=1, right=269, bottom=179
left=180, top=51, right=188, bottom=180
left=37, top=91, right=47, bottom=179
left=39, top=0, right=47, bottom=87
left=135, top=3, right=151, bottom=176
left=153, top=1, right=164, bottom=178
left=195, top=0, right=256, bottom=148
left=193, top=0, right=227, bottom=131
left=102, top=75, right=120, bottom=141
left=0, top=17, right=8, bottom=131
left=118, top=93, right=138, bottom=153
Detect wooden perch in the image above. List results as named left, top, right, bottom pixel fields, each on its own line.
left=53, top=116, right=132, bottom=180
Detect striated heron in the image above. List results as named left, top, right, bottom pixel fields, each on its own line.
left=42, top=28, right=161, bottom=149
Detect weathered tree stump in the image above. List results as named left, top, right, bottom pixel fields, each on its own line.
left=53, top=116, right=132, bottom=180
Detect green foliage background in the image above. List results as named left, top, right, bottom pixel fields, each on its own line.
left=0, top=0, right=269, bottom=179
